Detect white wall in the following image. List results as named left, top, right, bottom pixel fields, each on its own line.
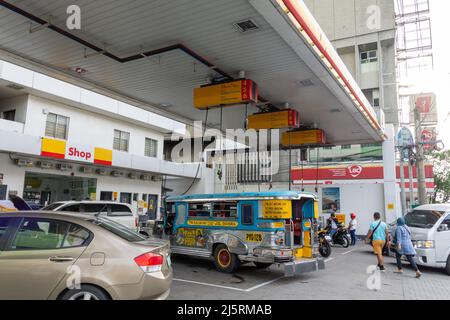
left=25, top=95, right=164, bottom=159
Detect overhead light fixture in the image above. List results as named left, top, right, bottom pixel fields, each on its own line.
left=72, top=66, right=88, bottom=75
left=111, top=171, right=124, bottom=177
left=37, top=161, right=54, bottom=169
left=297, top=79, right=315, bottom=87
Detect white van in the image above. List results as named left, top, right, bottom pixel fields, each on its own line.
left=404, top=204, right=450, bottom=275
left=42, top=201, right=139, bottom=231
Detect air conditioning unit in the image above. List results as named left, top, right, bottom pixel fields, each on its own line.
left=111, top=171, right=124, bottom=177
left=57, top=164, right=73, bottom=171
left=96, top=168, right=107, bottom=175
left=140, top=174, right=152, bottom=181
left=15, top=159, right=33, bottom=167
left=128, top=173, right=137, bottom=179
left=79, top=166, right=94, bottom=174
left=37, top=161, right=54, bottom=169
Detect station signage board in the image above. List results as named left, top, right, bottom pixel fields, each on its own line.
left=281, top=129, right=326, bottom=147
left=262, top=200, right=292, bottom=219
left=247, top=109, right=300, bottom=130
left=193, top=79, right=258, bottom=109
left=41, top=138, right=112, bottom=166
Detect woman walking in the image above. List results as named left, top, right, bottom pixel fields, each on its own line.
left=393, top=217, right=422, bottom=278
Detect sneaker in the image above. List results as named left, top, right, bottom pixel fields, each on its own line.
left=416, top=271, right=422, bottom=278
left=393, top=269, right=403, bottom=274
left=379, top=265, right=386, bottom=272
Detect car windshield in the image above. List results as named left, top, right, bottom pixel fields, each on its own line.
left=89, top=217, right=146, bottom=242
left=42, top=202, right=64, bottom=211
left=405, top=210, right=445, bottom=229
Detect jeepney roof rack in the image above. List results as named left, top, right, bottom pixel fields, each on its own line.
left=165, top=191, right=317, bottom=203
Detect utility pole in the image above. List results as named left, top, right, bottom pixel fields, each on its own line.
left=399, top=155, right=407, bottom=215
left=408, top=159, right=414, bottom=209
left=414, top=106, right=428, bottom=205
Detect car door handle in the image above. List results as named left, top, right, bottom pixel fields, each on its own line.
left=49, top=256, right=74, bottom=263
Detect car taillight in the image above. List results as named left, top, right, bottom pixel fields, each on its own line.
left=134, top=252, right=163, bottom=273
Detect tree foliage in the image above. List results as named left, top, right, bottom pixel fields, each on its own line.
left=431, top=150, right=450, bottom=203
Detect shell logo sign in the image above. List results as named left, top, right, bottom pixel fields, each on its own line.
left=41, top=138, right=112, bottom=166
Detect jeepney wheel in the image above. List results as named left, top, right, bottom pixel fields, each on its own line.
left=213, top=244, right=240, bottom=273
left=254, top=262, right=272, bottom=269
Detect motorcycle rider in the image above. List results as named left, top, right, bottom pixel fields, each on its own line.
left=326, top=213, right=339, bottom=238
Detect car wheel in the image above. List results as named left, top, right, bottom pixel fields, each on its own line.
left=254, top=262, right=272, bottom=269
left=213, top=244, right=240, bottom=273
left=446, top=255, right=450, bottom=276
left=60, top=285, right=110, bottom=300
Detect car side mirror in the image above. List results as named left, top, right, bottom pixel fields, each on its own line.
left=438, top=224, right=449, bottom=232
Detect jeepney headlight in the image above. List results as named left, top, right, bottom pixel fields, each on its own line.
left=415, top=240, right=434, bottom=249
left=275, top=231, right=285, bottom=246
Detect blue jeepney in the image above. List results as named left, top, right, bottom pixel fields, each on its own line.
left=162, top=191, right=325, bottom=276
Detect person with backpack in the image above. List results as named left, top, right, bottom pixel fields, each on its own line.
left=393, top=217, right=422, bottom=278
left=366, top=212, right=390, bottom=271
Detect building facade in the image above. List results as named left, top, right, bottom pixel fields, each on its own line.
left=0, top=60, right=201, bottom=216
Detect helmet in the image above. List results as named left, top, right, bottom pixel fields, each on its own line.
left=350, top=213, right=356, bottom=219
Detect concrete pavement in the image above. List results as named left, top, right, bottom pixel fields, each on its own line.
left=168, top=243, right=450, bottom=300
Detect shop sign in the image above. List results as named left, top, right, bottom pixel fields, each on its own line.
left=335, top=214, right=346, bottom=225
left=262, top=200, right=292, bottom=219
left=41, top=138, right=112, bottom=166
left=187, top=220, right=239, bottom=227
left=322, top=188, right=340, bottom=214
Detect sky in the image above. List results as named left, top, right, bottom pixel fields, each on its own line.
left=426, top=0, right=450, bottom=149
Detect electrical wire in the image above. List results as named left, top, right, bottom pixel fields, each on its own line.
left=181, top=108, right=209, bottom=195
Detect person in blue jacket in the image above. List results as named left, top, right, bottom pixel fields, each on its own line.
left=393, top=217, right=422, bottom=278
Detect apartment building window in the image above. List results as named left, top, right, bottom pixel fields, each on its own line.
left=145, top=138, right=158, bottom=158
left=113, top=129, right=130, bottom=152
left=360, top=50, right=377, bottom=64
left=45, top=113, right=69, bottom=140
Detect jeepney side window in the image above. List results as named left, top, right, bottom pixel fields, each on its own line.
left=175, top=204, right=187, bottom=226
left=241, top=204, right=254, bottom=225
left=212, top=202, right=237, bottom=219
left=188, top=203, right=212, bottom=217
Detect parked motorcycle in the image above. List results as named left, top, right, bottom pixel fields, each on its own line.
left=318, top=229, right=332, bottom=258
left=331, top=223, right=351, bottom=248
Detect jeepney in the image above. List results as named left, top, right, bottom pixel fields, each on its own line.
left=160, top=191, right=325, bottom=276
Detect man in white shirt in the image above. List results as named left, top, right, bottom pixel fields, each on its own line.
left=348, top=213, right=357, bottom=246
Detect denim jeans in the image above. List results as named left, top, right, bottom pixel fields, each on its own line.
left=349, top=230, right=356, bottom=245
left=396, top=252, right=419, bottom=271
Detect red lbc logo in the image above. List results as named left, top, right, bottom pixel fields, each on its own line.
left=347, top=165, right=363, bottom=178
left=68, top=147, right=92, bottom=161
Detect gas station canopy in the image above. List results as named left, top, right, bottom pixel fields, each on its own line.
left=0, top=0, right=385, bottom=144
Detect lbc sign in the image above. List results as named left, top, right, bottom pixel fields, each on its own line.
left=66, top=145, right=94, bottom=163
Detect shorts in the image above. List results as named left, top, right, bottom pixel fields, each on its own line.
left=372, top=240, right=386, bottom=255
